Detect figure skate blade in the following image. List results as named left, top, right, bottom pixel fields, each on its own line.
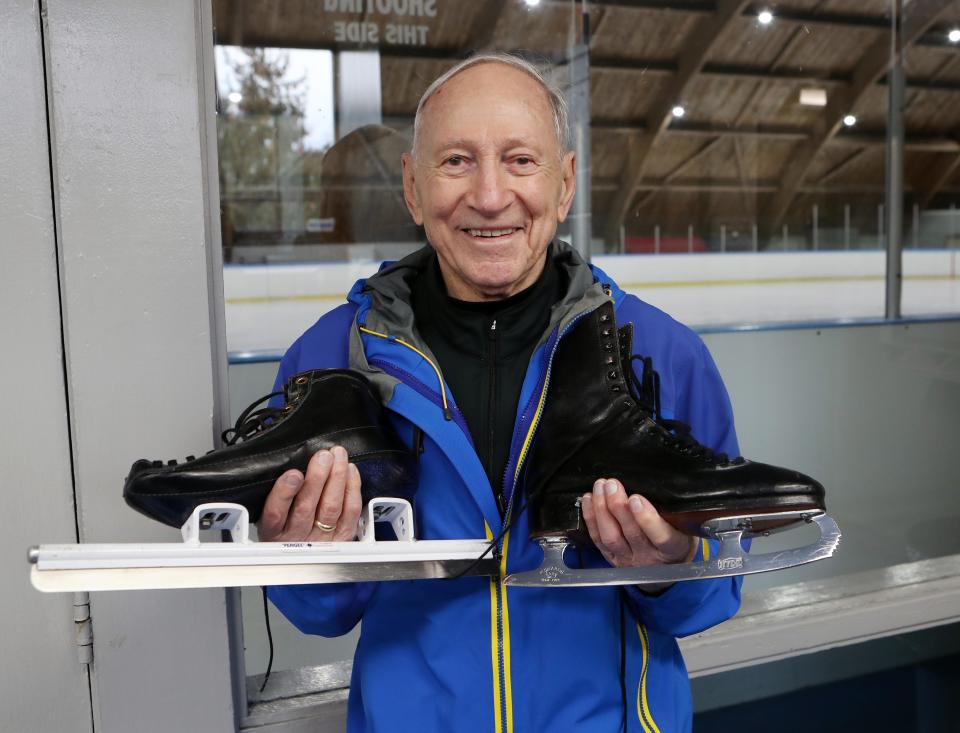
left=503, top=511, right=840, bottom=587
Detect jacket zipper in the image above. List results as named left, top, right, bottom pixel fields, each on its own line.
left=359, top=325, right=454, bottom=420
left=492, top=306, right=596, bottom=733
left=362, top=303, right=607, bottom=733
left=488, top=319, right=503, bottom=514
left=361, top=321, right=511, bottom=729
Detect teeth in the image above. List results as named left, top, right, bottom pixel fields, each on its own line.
left=466, top=228, right=517, bottom=238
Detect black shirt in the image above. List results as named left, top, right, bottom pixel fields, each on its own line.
left=410, top=249, right=566, bottom=511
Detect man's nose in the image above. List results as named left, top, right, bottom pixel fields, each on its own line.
left=468, top=159, right=514, bottom=213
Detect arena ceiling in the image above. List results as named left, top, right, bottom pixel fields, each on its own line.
left=214, top=0, right=960, bottom=245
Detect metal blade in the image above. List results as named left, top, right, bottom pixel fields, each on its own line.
left=502, top=512, right=841, bottom=587
left=30, top=538, right=498, bottom=592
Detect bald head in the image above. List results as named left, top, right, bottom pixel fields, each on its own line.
left=411, top=53, right=569, bottom=160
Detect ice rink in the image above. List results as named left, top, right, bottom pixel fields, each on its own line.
left=225, top=250, right=960, bottom=356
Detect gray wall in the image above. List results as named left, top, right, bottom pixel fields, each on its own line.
left=1, top=1, right=93, bottom=730
left=702, top=320, right=960, bottom=592
left=1, top=0, right=237, bottom=730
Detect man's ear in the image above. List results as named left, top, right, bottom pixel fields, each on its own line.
left=401, top=153, right=424, bottom=226
left=556, top=151, right=577, bottom=223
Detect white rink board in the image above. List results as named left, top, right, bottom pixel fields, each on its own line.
left=224, top=250, right=960, bottom=354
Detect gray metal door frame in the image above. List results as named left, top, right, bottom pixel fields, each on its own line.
left=5, top=0, right=242, bottom=730
left=0, top=1, right=94, bottom=729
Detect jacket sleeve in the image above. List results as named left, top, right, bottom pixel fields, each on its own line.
left=267, top=582, right=375, bottom=637
left=624, top=338, right=744, bottom=638
left=264, top=307, right=376, bottom=637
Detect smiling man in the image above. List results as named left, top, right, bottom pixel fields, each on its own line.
left=261, top=53, right=742, bottom=732
left=400, top=58, right=576, bottom=302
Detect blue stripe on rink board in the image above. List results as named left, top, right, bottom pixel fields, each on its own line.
left=227, top=313, right=960, bottom=365
left=694, top=313, right=960, bottom=335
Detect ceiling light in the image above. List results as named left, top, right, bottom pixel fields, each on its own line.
left=843, top=114, right=857, bottom=127
left=799, top=88, right=827, bottom=107
left=228, top=91, right=242, bottom=104
left=949, top=28, right=960, bottom=43
left=524, top=0, right=541, bottom=6
left=758, top=10, right=774, bottom=25
left=672, top=105, right=686, bottom=119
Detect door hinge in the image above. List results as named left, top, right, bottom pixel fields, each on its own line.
left=73, top=591, right=92, bottom=666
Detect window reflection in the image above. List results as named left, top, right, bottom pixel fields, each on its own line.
left=213, top=1, right=960, bottom=344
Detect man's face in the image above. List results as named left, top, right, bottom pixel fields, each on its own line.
left=401, top=63, right=576, bottom=302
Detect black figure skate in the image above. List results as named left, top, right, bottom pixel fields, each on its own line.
left=124, top=369, right=418, bottom=529
left=503, top=302, right=840, bottom=587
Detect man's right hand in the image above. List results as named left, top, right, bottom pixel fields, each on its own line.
left=257, top=445, right=362, bottom=542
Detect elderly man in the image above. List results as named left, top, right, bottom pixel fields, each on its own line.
left=260, top=53, right=741, bottom=732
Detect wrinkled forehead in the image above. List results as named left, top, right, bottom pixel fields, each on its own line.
left=416, top=63, right=558, bottom=154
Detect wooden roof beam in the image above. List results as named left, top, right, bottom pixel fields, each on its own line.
left=468, top=0, right=508, bottom=51
left=764, top=0, right=956, bottom=231
left=918, top=152, right=960, bottom=208
left=593, top=178, right=904, bottom=194
left=590, top=120, right=811, bottom=140
left=816, top=149, right=870, bottom=185
left=631, top=135, right=728, bottom=210
left=604, top=0, right=753, bottom=244
left=591, top=57, right=851, bottom=86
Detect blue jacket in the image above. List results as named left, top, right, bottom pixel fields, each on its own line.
left=268, top=244, right=742, bottom=733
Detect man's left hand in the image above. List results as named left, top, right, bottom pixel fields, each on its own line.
left=580, top=478, right=697, bottom=569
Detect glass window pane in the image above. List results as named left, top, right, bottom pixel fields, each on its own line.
left=210, top=0, right=960, bottom=701
left=596, top=2, right=896, bottom=328
left=902, top=10, right=960, bottom=317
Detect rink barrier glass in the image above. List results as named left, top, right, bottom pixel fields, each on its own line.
left=209, top=0, right=960, bottom=704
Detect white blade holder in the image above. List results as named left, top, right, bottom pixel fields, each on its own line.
left=503, top=510, right=841, bottom=587
left=29, top=499, right=498, bottom=593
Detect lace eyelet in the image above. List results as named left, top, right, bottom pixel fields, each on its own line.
left=295, top=376, right=309, bottom=385
left=608, top=371, right=618, bottom=380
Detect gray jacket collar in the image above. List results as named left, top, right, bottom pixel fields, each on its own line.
left=349, top=240, right=611, bottom=393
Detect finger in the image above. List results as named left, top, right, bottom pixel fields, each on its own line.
left=311, top=445, right=350, bottom=539
left=579, top=493, right=602, bottom=548
left=334, top=462, right=363, bottom=542
left=258, top=469, right=304, bottom=541
left=607, top=486, right=654, bottom=550
left=285, top=449, right=334, bottom=537
left=628, top=494, right=696, bottom=563
left=593, top=479, right=630, bottom=556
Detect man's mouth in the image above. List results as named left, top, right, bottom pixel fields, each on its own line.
left=462, top=227, right=521, bottom=238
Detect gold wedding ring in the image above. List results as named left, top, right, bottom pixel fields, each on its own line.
left=314, top=520, right=336, bottom=532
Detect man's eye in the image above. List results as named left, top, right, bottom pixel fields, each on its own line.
left=445, top=155, right=466, bottom=166
left=511, top=155, right=537, bottom=168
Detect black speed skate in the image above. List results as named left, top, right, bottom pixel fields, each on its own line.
left=504, top=302, right=840, bottom=587
left=123, top=369, right=418, bottom=529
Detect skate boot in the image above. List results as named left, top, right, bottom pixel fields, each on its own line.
left=123, top=369, right=418, bottom=529
left=505, top=301, right=840, bottom=587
